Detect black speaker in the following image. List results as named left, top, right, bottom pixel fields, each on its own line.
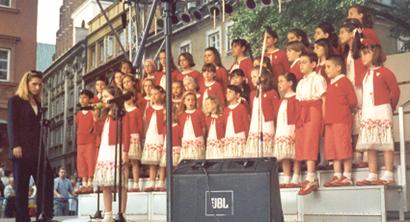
left=172, top=158, right=284, bottom=222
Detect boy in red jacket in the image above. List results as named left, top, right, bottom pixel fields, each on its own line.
left=323, top=56, right=358, bottom=187
left=76, top=89, right=97, bottom=193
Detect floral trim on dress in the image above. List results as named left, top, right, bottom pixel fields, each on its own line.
left=273, top=135, right=296, bottom=160
left=356, top=119, right=394, bottom=151
left=206, top=139, right=224, bottom=159
left=245, top=132, right=275, bottom=157
left=180, top=138, right=205, bottom=160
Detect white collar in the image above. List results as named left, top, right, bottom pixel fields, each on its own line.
left=330, top=74, right=345, bottom=84
left=290, top=58, right=300, bottom=68
left=228, top=102, right=240, bottom=109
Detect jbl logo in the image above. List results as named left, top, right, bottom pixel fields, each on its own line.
left=205, top=191, right=234, bottom=216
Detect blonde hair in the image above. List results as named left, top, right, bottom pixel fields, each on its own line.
left=15, top=70, right=43, bottom=102
left=203, top=96, right=224, bottom=116
left=178, top=90, right=197, bottom=113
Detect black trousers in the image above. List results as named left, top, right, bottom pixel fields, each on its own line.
left=13, top=158, right=53, bottom=222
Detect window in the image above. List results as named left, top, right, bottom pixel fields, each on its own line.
left=0, top=48, right=10, bottom=81
left=225, top=21, right=234, bottom=54
left=206, top=28, right=221, bottom=51
left=106, top=35, right=114, bottom=58
left=118, top=29, right=126, bottom=53
left=89, top=45, right=96, bottom=68
left=179, top=40, right=192, bottom=53
left=98, top=40, right=104, bottom=64
left=0, top=0, right=10, bottom=7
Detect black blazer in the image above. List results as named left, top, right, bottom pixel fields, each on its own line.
left=7, top=95, right=42, bottom=160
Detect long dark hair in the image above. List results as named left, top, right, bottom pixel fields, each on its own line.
left=158, top=49, right=177, bottom=71
left=316, top=22, right=339, bottom=48
left=205, top=47, right=224, bottom=68
left=253, top=66, right=278, bottom=95
left=314, top=38, right=334, bottom=60
left=101, top=85, right=123, bottom=120
left=361, top=44, right=384, bottom=67
left=340, top=19, right=363, bottom=60
left=288, top=28, right=310, bottom=48
left=231, top=38, right=253, bottom=60
left=349, top=4, right=374, bottom=28
left=283, top=72, right=298, bottom=92
left=265, top=26, right=279, bottom=46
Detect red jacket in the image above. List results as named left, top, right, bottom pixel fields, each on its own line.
left=205, top=115, right=225, bottom=140
left=154, top=70, right=180, bottom=86
left=145, top=105, right=165, bottom=135
left=200, top=81, right=225, bottom=106
left=138, top=96, right=150, bottom=113
left=216, top=66, right=229, bottom=91
left=224, top=103, right=250, bottom=136
left=324, top=76, right=357, bottom=124
left=76, top=111, right=96, bottom=145
left=265, top=50, right=289, bottom=79
left=163, top=124, right=182, bottom=147
left=289, top=60, right=303, bottom=81
left=176, top=70, right=203, bottom=87
left=367, top=67, right=400, bottom=110
left=346, top=54, right=366, bottom=87
left=127, top=107, right=143, bottom=135
left=249, top=90, right=280, bottom=122
left=230, top=57, right=254, bottom=87
left=95, top=115, right=131, bottom=152
left=277, top=95, right=298, bottom=125
left=178, top=109, right=206, bottom=138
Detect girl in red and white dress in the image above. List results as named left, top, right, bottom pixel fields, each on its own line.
left=204, top=96, right=225, bottom=159
left=223, top=85, right=250, bottom=158
left=229, top=69, right=251, bottom=106
left=295, top=52, right=327, bottom=195
left=93, top=86, right=130, bottom=221
left=348, top=4, right=381, bottom=45
left=124, top=90, right=144, bottom=192
left=111, top=71, right=124, bottom=91
left=313, top=38, right=334, bottom=82
left=274, top=73, right=300, bottom=188
left=204, top=47, right=229, bottom=91
left=323, top=56, right=357, bottom=187
left=178, top=91, right=207, bottom=161
left=286, top=41, right=306, bottom=80
left=183, top=76, right=202, bottom=108
left=246, top=67, right=279, bottom=158
left=158, top=108, right=181, bottom=191
left=356, top=42, right=400, bottom=186
left=172, top=80, right=184, bottom=110
left=141, top=86, right=165, bottom=191
left=230, top=39, right=254, bottom=87
left=339, top=19, right=367, bottom=166
left=138, top=78, right=154, bottom=113
left=200, top=63, right=225, bottom=108
left=155, top=50, right=180, bottom=89
left=122, top=74, right=144, bottom=108
left=177, top=52, right=203, bottom=87
left=264, top=27, right=290, bottom=79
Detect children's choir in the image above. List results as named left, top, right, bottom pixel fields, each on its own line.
left=74, top=4, right=401, bottom=220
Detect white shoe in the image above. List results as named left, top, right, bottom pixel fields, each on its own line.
left=144, top=180, right=155, bottom=192
left=102, top=212, right=112, bottom=222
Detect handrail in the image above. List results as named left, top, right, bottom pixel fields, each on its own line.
left=398, top=105, right=408, bottom=220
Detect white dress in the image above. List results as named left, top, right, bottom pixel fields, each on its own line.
left=245, top=95, right=275, bottom=157
left=356, top=68, right=394, bottom=151
left=126, top=107, right=142, bottom=160
left=206, top=115, right=224, bottom=159
left=273, top=93, right=296, bottom=160
left=93, top=119, right=127, bottom=187
left=223, top=103, right=246, bottom=158
left=346, top=51, right=363, bottom=135
left=180, top=110, right=205, bottom=160
left=141, top=105, right=164, bottom=165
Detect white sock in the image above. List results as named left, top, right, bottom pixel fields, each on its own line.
left=282, top=176, right=291, bottom=184
left=291, top=174, right=300, bottom=184
left=334, top=172, right=342, bottom=178
left=366, top=173, right=378, bottom=181
left=343, top=172, right=352, bottom=180
left=306, top=173, right=316, bottom=182
left=380, top=171, right=394, bottom=181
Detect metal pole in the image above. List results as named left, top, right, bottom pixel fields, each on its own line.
left=163, top=0, right=173, bottom=221
left=132, top=0, right=160, bottom=69
left=398, top=106, right=408, bottom=220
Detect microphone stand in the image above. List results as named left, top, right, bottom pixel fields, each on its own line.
left=257, top=32, right=268, bottom=157
left=35, top=107, right=50, bottom=222
left=89, top=187, right=103, bottom=220
left=113, top=102, right=126, bottom=222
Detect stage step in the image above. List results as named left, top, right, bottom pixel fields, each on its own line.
left=77, top=184, right=408, bottom=222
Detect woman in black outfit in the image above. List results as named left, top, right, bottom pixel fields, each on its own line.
left=7, top=70, right=54, bottom=222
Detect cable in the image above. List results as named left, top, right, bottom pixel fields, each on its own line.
left=201, top=166, right=222, bottom=222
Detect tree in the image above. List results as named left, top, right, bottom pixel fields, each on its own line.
left=229, top=0, right=365, bottom=55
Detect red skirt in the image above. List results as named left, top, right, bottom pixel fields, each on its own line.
left=77, top=143, right=97, bottom=177
left=324, top=123, right=353, bottom=160
left=295, top=103, right=322, bottom=161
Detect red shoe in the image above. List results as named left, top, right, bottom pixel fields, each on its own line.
left=332, top=176, right=353, bottom=186
left=286, top=182, right=302, bottom=188
left=323, top=176, right=340, bottom=187
left=279, top=183, right=288, bottom=188
left=298, top=181, right=319, bottom=195
left=355, top=179, right=373, bottom=186
left=369, top=179, right=395, bottom=186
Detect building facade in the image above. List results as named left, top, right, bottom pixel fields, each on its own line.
left=0, top=0, right=38, bottom=170
left=42, top=40, right=86, bottom=175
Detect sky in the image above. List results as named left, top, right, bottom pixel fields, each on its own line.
left=36, top=0, right=63, bottom=44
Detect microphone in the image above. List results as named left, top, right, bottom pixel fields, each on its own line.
left=108, top=91, right=133, bottom=105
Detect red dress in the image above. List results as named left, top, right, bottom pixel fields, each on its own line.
left=76, top=111, right=97, bottom=178
left=265, top=49, right=290, bottom=80
left=205, top=114, right=225, bottom=159
left=200, top=81, right=225, bottom=107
